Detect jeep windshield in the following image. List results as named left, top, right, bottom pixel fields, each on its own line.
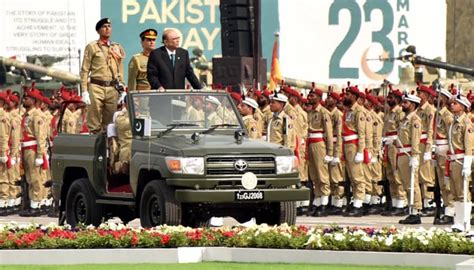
left=129, top=91, right=243, bottom=136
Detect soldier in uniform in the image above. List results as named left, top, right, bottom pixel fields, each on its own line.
left=381, top=89, right=407, bottom=216
left=326, top=91, right=345, bottom=215
left=6, top=91, right=22, bottom=214
left=128, top=29, right=157, bottom=91
left=365, top=93, right=384, bottom=214
left=113, top=97, right=132, bottom=175
left=397, top=93, right=423, bottom=224
left=39, top=96, right=53, bottom=212
left=341, top=86, right=366, bottom=217
left=18, top=89, right=47, bottom=217
left=0, top=93, right=11, bottom=216
left=416, top=85, right=437, bottom=216
left=185, top=96, right=205, bottom=126
left=238, top=97, right=261, bottom=139
left=80, top=18, right=125, bottom=134
left=257, top=90, right=272, bottom=139
left=433, top=88, right=454, bottom=225
left=447, top=94, right=473, bottom=232
left=305, top=88, right=333, bottom=216
left=267, top=93, right=295, bottom=150
left=204, top=96, right=223, bottom=126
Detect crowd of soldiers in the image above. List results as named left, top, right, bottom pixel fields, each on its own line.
left=0, top=84, right=88, bottom=217
left=231, top=82, right=473, bottom=231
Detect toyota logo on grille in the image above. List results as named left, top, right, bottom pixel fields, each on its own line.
left=234, top=159, right=248, bottom=172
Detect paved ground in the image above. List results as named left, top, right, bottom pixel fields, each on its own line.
left=0, top=214, right=447, bottom=229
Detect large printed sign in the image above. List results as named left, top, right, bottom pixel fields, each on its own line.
left=279, top=0, right=446, bottom=87
left=0, top=0, right=100, bottom=74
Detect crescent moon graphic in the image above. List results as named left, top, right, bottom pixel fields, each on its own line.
left=135, top=121, right=142, bottom=132
left=360, top=47, right=389, bottom=81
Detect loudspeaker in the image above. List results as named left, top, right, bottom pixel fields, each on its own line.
left=212, top=56, right=267, bottom=86
left=220, top=0, right=256, bottom=57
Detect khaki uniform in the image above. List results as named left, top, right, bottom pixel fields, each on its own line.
left=447, top=113, right=473, bottom=201
left=7, top=108, right=22, bottom=207
left=114, top=109, right=132, bottom=173
left=368, top=110, right=383, bottom=198
left=242, top=115, right=260, bottom=139
left=254, top=108, right=265, bottom=136
left=0, top=108, right=10, bottom=208
left=81, top=40, right=124, bottom=133
left=282, top=103, right=298, bottom=152
left=307, top=104, right=333, bottom=205
left=295, top=105, right=308, bottom=182
left=329, top=107, right=344, bottom=201
left=21, top=108, right=46, bottom=208
left=40, top=110, right=53, bottom=204
left=342, top=103, right=366, bottom=204
left=128, top=53, right=151, bottom=91
left=383, top=105, right=406, bottom=207
left=362, top=107, right=373, bottom=199
left=396, top=111, right=422, bottom=211
left=185, top=105, right=204, bottom=126
left=261, top=105, right=272, bottom=138
left=434, top=106, right=454, bottom=214
left=267, top=110, right=295, bottom=150
left=417, top=102, right=436, bottom=202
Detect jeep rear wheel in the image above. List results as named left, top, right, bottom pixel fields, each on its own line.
left=139, top=180, right=181, bottom=227
left=256, top=201, right=296, bottom=225
left=65, top=178, right=104, bottom=227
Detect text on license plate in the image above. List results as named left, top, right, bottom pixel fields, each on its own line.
left=235, top=190, right=264, bottom=201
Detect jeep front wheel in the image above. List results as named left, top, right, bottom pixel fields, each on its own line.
left=139, top=180, right=181, bottom=227
left=65, top=178, right=104, bottom=227
left=256, top=201, right=296, bottom=225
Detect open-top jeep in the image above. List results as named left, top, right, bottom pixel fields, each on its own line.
left=52, top=90, right=309, bottom=227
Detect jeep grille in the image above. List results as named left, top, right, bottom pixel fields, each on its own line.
left=206, top=156, right=275, bottom=175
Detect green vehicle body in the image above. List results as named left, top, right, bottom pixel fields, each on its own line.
left=52, top=90, right=309, bottom=227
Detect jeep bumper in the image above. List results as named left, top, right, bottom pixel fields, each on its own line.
left=175, top=187, right=310, bottom=203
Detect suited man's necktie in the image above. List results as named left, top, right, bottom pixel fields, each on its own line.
left=170, top=54, right=175, bottom=67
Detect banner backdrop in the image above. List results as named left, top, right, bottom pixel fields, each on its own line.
left=0, top=0, right=100, bottom=74
left=279, top=0, right=446, bottom=88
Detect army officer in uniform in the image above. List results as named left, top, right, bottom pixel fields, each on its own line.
left=128, top=29, right=157, bottom=91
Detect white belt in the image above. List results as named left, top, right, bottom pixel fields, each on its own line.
left=80, top=132, right=90, bottom=135
left=384, top=135, right=398, bottom=141
left=420, top=134, right=428, bottom=140
left=342, top=134, right=358, bottom=141
left=449, top=153, right=464, bottom=161
left=398, top=147, right=412, bottom=153
left=435, top=139, right=448, bottom=145
left=333, top=137, right=337, bottom=143
left=21, top=141, right=37, bottom=147
left=308, top=133, right=324, bottom=139
left=437, top=145, right=449, bottom=154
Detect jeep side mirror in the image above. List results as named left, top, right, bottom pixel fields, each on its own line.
left=234, top=129, right=244, bottom=144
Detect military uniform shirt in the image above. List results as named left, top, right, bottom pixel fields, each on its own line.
left=397, top=110, right=422, bottom=156
left=343, top=103, right=366, bottom=153
left=243, top=115, right=260, bottom=139
left=128, top=53, right=151, bottom=91
left=330, top=108, right=343, bottom=158
left=307, top=103, right=333, bottom=155
left=448, top=113, right=474, bottom=156
left=416, top=102, right=436, bottom=152
left=0, top=108, right=10, bottom=157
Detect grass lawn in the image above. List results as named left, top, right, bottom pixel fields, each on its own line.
left=0, top=263, right=448, bottom=270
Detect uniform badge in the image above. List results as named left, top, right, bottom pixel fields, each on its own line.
left=414, top=123, right=420, bottom=129
left=359, top=117, right=365, bottom=121
left=345, top=112, right=353, bottom=121
left=468, top=128, right=473, bottom=133
left=428, top=114, right=433, bottom=120
left=288, top=124, right=293, bottom=129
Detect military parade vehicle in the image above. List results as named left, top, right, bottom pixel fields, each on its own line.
left=52, top=90, right=309, bottom=227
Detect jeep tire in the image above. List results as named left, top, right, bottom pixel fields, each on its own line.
left=256, top=201, right=296, bottom=225
left=139, top=180, right=181, bottom=227
left=65, top=178, right=104, bottom=227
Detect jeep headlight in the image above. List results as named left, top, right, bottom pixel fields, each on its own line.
left=165, top=157, right=204, bottom=175
left=275, top=156, right=298, bottom=174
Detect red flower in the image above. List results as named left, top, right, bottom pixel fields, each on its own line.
left=160, top=234, right=170, bottom=245
left=222, top=231, right=236, bottom=238
left=131, top=233, right=139, bottom=246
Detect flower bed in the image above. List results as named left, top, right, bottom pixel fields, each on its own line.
left=0, top=222, right=473, bottom=254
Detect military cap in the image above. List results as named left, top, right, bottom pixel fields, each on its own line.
left=140, top=28, right=158, bottom=40
left=0, top=92, right=9, bottom=104
left=96, top=18, right=111, bottom=31
left=366, top=94, right=379, bottom=106
left=270, top=92, right=288, bottom=103
left=242, top=97, right=259, bottom=110
left=309, top=87, right=323, bottom=97
left=346, top=86, right=361, bottom=97
left=438, top=88, right=452, bottom=99
left=454, top=94, right=471, bottom=108
left=206, top=96, right=221, bottom=106
left=403, top=92, right=421, bottom=104
left=41, top=96, right=52, bottom=106
left=229, top=92, right=242, bottom=104
left=328, top=91, right=341, bottom=102
left=416, top=84, right=436, bottom=97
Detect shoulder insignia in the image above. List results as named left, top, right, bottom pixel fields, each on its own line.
left=414, top=123, right=420, bottom=129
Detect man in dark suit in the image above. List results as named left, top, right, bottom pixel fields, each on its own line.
left=147, top=29, right=202, bottom=90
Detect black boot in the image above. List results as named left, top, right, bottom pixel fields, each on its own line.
left=399, top=214, right=421, bottom=224
left=420, top=207, right=435, bottom=217
left=297, top=206, right=308, bottom=216
left=312, top=205, right=328, bottom=217
left=367, top=204, right=383, bottom=215
left=18, top=207, right=42, bottom=217
left=433, top=215, right=454, bottom=225
left=306, top=206, right=318, bottom=217
left=0, top=207, right=8, bottom=216
left=327, top=206, right=343, bottom=215
left=343, top=207, right=363, bottom=217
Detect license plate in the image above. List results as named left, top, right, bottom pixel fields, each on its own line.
left=235, top=190, right=264, bottom=201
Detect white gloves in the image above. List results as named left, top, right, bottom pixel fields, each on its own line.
left=323, top=155, right=333, bottom=164
left=423, top=152, right=432, bottom=162
left=0, top=156, right=8, bottom=163
left=35, top=158, right=44, bottom=167
left=118, top=91, right=127, bottom=104
left=409, top=156, right=419, bottom=168
left=383, top=137, right=394, bottom=145
left=431, top=145, right=438, bottom=154
left=10, top=158, right=16, bottom=166
left=82, top=91, right=91, bottom=105
left=354, top=152, right=364, bottom=163
left=330, top=157, right=340, bottom=166
left=371, top=156, right=378, bottom=163
left=462, top=156, right=473, bottom=176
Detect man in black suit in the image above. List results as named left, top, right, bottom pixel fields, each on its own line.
left=147, top=29, right=202, bottom=90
